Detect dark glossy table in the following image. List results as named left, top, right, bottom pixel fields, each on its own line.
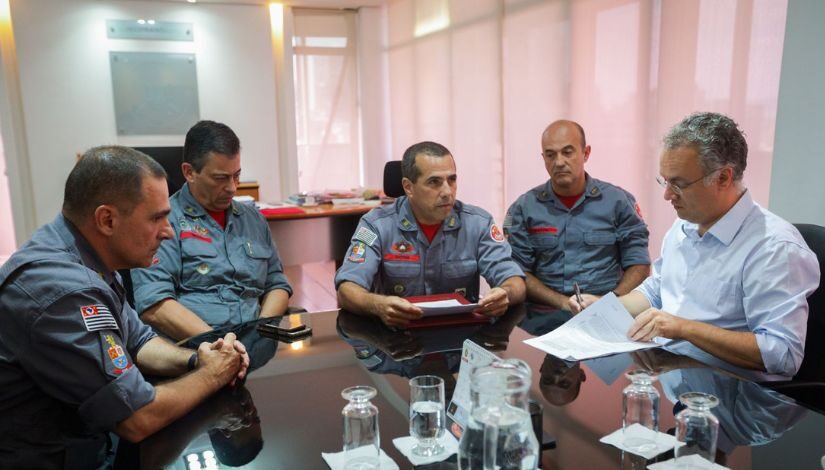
left=126, top=305, right=825, bottom=469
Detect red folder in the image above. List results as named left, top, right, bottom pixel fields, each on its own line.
left=260, top=207, right=306, bottom=216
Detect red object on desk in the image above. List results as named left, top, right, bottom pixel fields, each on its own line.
left=405, top=292, right=489, bottom=328
left=259, top=207, right=306, bottom=216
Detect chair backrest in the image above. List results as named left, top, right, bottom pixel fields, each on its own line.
left=134, top=146, right=186, bottom=196
left=794, top=223, right=825, bottom=380
left=383, top=161, right=404, bottom=198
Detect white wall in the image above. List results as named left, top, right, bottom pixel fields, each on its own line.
left=0, top=131, right=15, bottom=261
left=769, top=0, right=825, bottom=225
left=10, top=0, right=281, bottom=225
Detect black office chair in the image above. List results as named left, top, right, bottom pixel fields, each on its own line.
left=383, top=160, right=404, bottom=198
left=792, top=223, right=825, bottom=381
left=764, top=223, right=825, bottom=408
left=133, top=146, right=186, bottom=196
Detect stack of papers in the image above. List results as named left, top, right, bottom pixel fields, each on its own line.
left=408, top=293, right=479, bottom=317
left=523, top=293, right=658, bottom=361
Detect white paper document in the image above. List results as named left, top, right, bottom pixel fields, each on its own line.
left=523, top=293, right=658, bottom=361
left=447, top=340, right=499, bottom=430
left=413, top=299, right=480, bottom=316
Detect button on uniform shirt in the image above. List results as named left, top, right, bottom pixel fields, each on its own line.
left=334, top=197, right=524, bottom=301
left=504, top=175, right=650, bottom=295
left=636, top=190, right=820, bottom=377
left=131, top=184, right=292, bottom=329
left=0, top=215, right=157, bottom=467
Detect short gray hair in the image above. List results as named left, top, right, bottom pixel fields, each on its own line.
left=63, top=146, right=166, bottom=223
left=663, top=112, right=747, bottom=181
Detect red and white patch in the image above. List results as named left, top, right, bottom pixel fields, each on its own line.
left=490, top=224, right=505, bottom=243
left=634, top=202, right=644, bottom=220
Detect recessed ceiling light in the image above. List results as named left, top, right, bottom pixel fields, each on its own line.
left=137, top=19, right=146, bottom=24
left=187, top=0, right=197, bottom=3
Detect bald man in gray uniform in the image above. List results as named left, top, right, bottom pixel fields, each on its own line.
left=505, top=120, right=650, bottom=312
left=0, top=147, right=248, bottom=468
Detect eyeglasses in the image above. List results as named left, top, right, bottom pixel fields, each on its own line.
left=655, top=168, right=725, bottom=196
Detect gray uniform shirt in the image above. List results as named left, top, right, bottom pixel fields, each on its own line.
left=504, top=175, right=650, bottom=295
left=0, top=215, right=157, bottom=464
left=131, top=184, right=292, bottom=328
left=334, top=197, right=524, bottom=301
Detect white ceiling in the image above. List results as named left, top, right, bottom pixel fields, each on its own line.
left=114, top=0, right=386, bottom=8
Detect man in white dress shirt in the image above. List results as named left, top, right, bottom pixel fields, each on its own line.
left=572, top=112, right=819, bottom=377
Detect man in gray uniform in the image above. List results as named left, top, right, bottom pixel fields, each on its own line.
left=0, top=147, right=248, bottom=468
left=505, top=120, right=650, bottom=312
left=131, top=120, right=292, bottom=341
left=335, top=141, right=526, bottom=327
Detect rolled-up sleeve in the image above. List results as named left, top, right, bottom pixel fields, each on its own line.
left=503, top=198, right=535, bottom=272
left=20, top=291, right=156, bottom=431
left=130, top=237, right=181, bottom=315
left=477, top=215, right=525, bottom=288
left=78, top=365, right=155, bottom=431
left=635, top=255, right=663, bottom=309
left=744, top=239, right=819, bottom=376
left=614, top=192, right=651, bottom=268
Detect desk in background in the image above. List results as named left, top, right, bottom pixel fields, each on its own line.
left=263, top=203, right=378, bottom=266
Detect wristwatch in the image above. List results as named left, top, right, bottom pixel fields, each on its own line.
left=187, top=352, right=198, bottom=371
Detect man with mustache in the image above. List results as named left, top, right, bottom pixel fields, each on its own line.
left=131, top=120, right=292, bottom=340
left=581, top=112, right=820, bottom=377
left=505, top=120, right=651, bottom=313
left=335, top=141, right=526, bottom=327
left=0, top=147, right=248, bottom=467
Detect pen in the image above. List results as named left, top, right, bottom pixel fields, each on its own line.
left=574, top=282, right=583, bottom=306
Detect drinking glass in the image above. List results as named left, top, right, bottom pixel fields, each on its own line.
left=409, top=375, right=446, bottom=457
left=674, top=392, right=719, bottom=468
left=622, top=370, right=660, bottom=453
left=342, top=386, right=380, bottom=470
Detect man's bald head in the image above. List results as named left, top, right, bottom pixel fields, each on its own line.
left=542, top=120, right=586, bottom=151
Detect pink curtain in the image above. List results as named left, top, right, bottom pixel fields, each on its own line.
left=385, top=0, right=788, bottom=256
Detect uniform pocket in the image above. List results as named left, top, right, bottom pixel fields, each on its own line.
left=584, top=231, right=617, bottom=246
left=243, top=241, right=273, bottom=260
left=529, top=234, right=559, bottom=249
left=242, top=241, right=272, bottom=286
left=443, top=259, right=477, bottom=278
left=384, top=261, right=421, bottom=278
left=182, top=239, right=219, bottom=257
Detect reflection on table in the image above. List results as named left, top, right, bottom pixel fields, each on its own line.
left=129, top=306, right=825, bottom=469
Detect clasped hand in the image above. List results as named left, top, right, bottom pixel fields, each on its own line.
left=197, top=332, right=251, bottom=387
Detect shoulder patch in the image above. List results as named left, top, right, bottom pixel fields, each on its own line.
left=347, top=241, right=367, bottom=263
left=102, top=333, right=132, bottom=376
left=634, top=202, right=644, bottom=220
left=490, top=224, right=505, bottom=243
left=354, top=226, right=378, bottom=246
left=80, top=304, right=119, bottom=332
